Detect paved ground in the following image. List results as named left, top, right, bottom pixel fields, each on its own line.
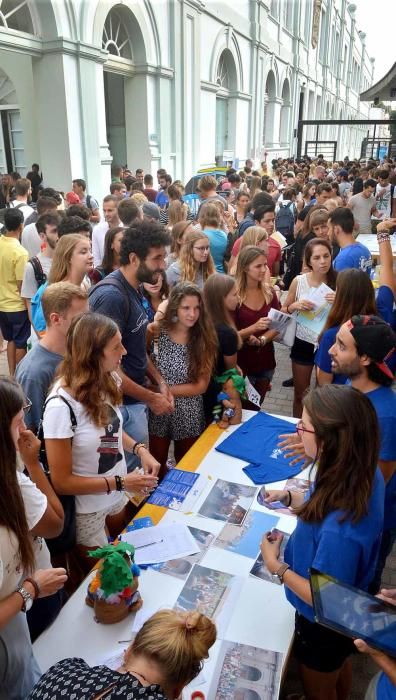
left=2, top=344, right=394, bottom=697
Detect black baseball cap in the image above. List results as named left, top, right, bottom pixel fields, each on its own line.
left=346, top=315, right=396, bottom=380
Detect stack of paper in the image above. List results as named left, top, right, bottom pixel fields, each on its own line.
left=120, top=522, right=200, bottom=565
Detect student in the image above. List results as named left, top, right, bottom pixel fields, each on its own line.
left=43, top=313, right=160, bottom=569
left=282, top=238, right=337, bottom=417
left=0, top=377, right=67, bottom=699
left=29, top=609, right=216, bottom=700
left=203, top=273, right=242, bottom=422
left=231, top=205, right=282, bottom=276
left=228, top=226, right=270, bottom=278
left=234, top=246, right=280, bottom=406
left=149, top=283, right=217, bottom=477
left=329, top=315, right=396, bottom=594
left=16, top=283, right=89, bottom=432
left=198, top=201, right=228, bottom=273
left=89, top=226, right=124, bottom=284
left=348, top=178, right=379, bottom=234
left=165, top=220, right=193, bottom=268
left=72, top=178, right=100, bottom=223
left=21, top=213, right=60, bottom=332
left=166, top=229, right=215, bottom=289
left=315, top=269, right=377, bottom=386
left=283, top=204, right=326, bottom=290
left=0, top=208, right=30, bottom=374
left=261, top=384, right=385, bottom=700
left=329, top=207, right=372, bottom=273
left=91, top=194, right=121, bottom=267
left=141, top=271, right=169, bottom=323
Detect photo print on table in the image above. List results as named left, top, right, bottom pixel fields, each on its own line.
left=151, top=526, right=216, bottom=580
left=198, top=478, right=257, bottom=525
left=214, top=510, right=279, bottom=559
left=174, top=564, right=237, bottom=624
left=257, top=477, right=311, bottom=516
left=209, top=640, right=283, bottom=700
left=250, top=531, right=290, bottom=583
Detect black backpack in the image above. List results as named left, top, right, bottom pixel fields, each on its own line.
left=37, top=395, right=77, bottom=556
left=29, top=256, right=47, bottom=288
left=275, top=202, right=295, bottom=245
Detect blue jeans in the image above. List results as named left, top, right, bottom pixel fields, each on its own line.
left=120, top=402, right=149, bottom=473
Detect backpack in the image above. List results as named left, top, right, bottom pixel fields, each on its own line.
left=275, top=202, right=295, bottom=244
left=31, top=281, right=48, bottom=334
left=29, top=256, right=47, bottom=288
left=37, top=394, right=77, bottom=556
left=86, top=194, right=92, bottom=210
left=0, top=201, right=25, bottom=227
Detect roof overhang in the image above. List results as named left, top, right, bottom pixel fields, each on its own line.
left=360, top=62, right=396, bottom=102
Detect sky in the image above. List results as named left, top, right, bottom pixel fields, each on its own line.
left=353, top=0, right=395, bottom=81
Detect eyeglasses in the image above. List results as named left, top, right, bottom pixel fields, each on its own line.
left=23, top=398, right=32, bottom=415
left=296, top=420, right=315, bottom=436
left=193, top=246, right=210, bottom=252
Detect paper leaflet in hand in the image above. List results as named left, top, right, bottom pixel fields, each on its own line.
left=216, top=412, right=305, bottom=483
left=268, top=308, right=297, bottom=347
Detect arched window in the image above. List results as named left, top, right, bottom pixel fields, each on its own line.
left=216, top=53, right=230, bottom=90
left=102, top=6, right=134, bottom=60
left=263, top=70, right=277, bottom=146
left=0, top=0, right=34, bottom=34
left=280, top=79, right=291, bottom=145
left=215, top=49, right=238, bottom=163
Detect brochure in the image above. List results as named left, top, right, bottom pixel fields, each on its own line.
left=146, top=468, right=200, bottom=510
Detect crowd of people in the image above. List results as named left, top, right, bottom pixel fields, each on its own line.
left=0, top=154, right=395, bottom=699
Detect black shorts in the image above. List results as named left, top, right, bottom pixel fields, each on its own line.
left=290, top=336, right=315, bottom=366
left=294, top=613, right=356, bottom=673
left=0, top=310, right=30, bottom=348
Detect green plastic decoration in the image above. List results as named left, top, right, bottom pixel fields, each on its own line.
left=215, top=368, right=247, bottom=398
left=88, top=542, right=136, bottom=598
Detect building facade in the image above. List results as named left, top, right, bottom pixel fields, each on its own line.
left=0, top=0, right=375, bottom=200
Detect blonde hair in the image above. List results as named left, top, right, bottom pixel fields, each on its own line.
left=168, top=200, right=188, bottom=227
left=229, top=227, right=268, bottom=276
left=127, top=609, right=216, bottom=687
left=48, top=234, right=87, bottom=284
left=131, top=192, right=148, bottom=206
left=179, top=230, right=215, bottom=284
left=235, top=245, right=273, bottom=304
left=41, top=282, right=87, bottom=325
left=198, top=201, right=221, bottom=229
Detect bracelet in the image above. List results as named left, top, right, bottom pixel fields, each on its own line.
left=104, top=477, right=111, bottom=495
left=114, top=475, right=125, bottom=492
left=377, top=232, right=390, bottom=244
left=286, top=490, right=292, bottom=507
left=133, top=442, right=147, bottom=456
left=260, top=335, right=267, bottom=346
left=24, top=577, right=40, bottom=599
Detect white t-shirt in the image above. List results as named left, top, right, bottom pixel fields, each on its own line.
left=43, top=383, right=127, bottom=514
left=375, top=183, right=395, bottom=219
left=92, top=221, right=109, bottom=268
left=17, top=472, right=51, bottom=569
left=0, top=526, right=21, bottom=599
left=21, top=222, right=41, bottom=257
left=10, top=200, right=34, bottom=222
left=21, top=253, right=52, bottom=299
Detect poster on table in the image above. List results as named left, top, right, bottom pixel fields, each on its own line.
left=209, top=640, right=283, bottom=699
left=198, top=479, right=257, bottom=525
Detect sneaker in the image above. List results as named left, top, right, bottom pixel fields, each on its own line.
left=282, top=377, right=294, bottom=388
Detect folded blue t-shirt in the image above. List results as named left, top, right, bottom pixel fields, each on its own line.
left=216, top=412, right=306, bottom=484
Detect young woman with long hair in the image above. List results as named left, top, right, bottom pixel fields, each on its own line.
left=43, top=313, right=160, bottom=569
left=234, top=190, right=251, bottom=226
left=282, top=238, right=337, bottom=417
left=30, top=609, right=216, bottom=700
left=166, top=199, right=188, bottom=229
left=89, top=226, right=124, bottom=284
left=0, top=376, right=67, bottom=698
left=198, top=201, right=228, bottom=273
left=234, top=246, right=280, bottom=406
left=149, top=282, right=217, bottom=476
left=261, top=384, right=384, bottom=700
left=48, top=233, right=93, bottom=287
left=203, top=273, right=242, bottom=422
left=228, top=225, right=269, bottom=277
left=284, top=204, right=328, bottom=289
left=166, top=229, right=215, bottom=289
left=165, top=220, right=193, bottom=268
left=249, top=175, right=262, bottom=201
left=141, top=271, right=169, bottom=323
left=315, top=268, right=377, bottom=386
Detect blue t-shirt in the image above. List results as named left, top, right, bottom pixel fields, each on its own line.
left=376, top=285, right=396, bottom=376
left=284, top=469, right=385, bottom=621
left=314, top=325, right=347, bottom=385
left=89, top=270, right=148, bottom=405
left=366, top=386, right=396, bottom=531
left=204, top=228, right=227, bottom=273
left=155, top=190, right=169, bottom=208
left=377, top=672, right=396, bottom=700
left=333, top=242, right=372, bottom=275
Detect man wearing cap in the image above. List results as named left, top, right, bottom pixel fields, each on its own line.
left=92, top=195, right=122, bottom=268
left=329, top=314, right=396, bottom=593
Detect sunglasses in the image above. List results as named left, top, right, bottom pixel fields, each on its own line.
left=296, top=420, right=315, bottom=436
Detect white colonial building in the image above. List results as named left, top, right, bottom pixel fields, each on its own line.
left=0, top=0, right=375, bottom=200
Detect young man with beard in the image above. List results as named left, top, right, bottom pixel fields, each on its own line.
left=329, top=315, right=396, bottom=593
left=89, top=220, right=174, bottom=471
left=21, top=213, right=60, bottom=332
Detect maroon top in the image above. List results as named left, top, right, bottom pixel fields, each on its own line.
left=142, top=188, right=158, bottom=203
left=234, top=291, right=280, bottom=376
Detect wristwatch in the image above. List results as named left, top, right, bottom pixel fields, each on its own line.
left=15, top=585, right=34, bottom=612
left=272, top=563, right=290, bottom=585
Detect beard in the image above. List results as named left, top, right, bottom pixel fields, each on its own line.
left=136, top=261, right=161, bottom=284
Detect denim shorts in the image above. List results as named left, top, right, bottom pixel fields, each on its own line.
left=0, top=310, right=30, bottom=348
left=120, top=402, right=149, bottom=472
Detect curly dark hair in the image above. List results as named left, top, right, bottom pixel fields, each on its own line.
left=120, top=220, right=171, bottom=266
